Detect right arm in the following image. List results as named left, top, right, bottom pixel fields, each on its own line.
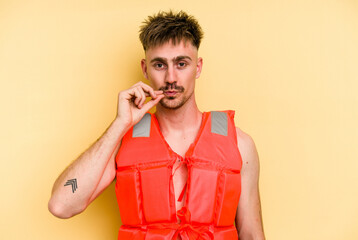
left=48, top=82, right=164, bottom=219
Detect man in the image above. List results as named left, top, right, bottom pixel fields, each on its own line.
left=48, top=10, right=265, bottom=240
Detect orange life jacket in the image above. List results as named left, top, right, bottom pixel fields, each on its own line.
left=115, top=111, right=242, bottom=239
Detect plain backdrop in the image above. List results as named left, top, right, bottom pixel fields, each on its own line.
left=1, top=0, right=357, bottom=239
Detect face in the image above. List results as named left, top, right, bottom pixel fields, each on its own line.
left=141, top=40, right=203, bottom=109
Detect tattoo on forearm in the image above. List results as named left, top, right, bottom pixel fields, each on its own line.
left=64, top=178, right=78, bottom=193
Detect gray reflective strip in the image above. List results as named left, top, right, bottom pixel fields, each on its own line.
left=132, top=113, right=151, bottom=137
left=211, top=111, right=228, bottom=136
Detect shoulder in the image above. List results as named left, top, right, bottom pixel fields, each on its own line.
left=235, top=127, right=257, bottom=156
left=235, top=127, right=260, bottom=172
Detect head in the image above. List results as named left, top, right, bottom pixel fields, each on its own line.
left=139, top=10, right=204, bottom=110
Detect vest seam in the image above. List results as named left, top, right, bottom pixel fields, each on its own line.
left=213, top=169, right=225, bottom=225
left=136, top=168, right=145, bottom=225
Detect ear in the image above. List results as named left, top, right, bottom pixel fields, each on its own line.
left=141, top=59, right=148, bottom=79
left=196, top=57, right=203, bottom=79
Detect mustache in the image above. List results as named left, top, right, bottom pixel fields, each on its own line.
left=159, top=83, right=184, bottom=92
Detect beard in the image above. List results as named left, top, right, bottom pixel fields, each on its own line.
left=158, top=82, right=192, bottom=110
left=159, top=93, right=190, bottom=109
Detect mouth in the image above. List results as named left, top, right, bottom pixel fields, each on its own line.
left=163, top=90, right=178, bottom=97
left=159, top=83, right=185, bottom=97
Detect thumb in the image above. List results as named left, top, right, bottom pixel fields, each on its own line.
left=140, top=95, right=164, bottom=113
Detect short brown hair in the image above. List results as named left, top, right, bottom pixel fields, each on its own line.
left=139, top=10, right=204, bottom=51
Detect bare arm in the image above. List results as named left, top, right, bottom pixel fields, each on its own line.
left=235, top=127, right=265, bottom=240
left=48, top=119, right=126, bottom=219
left=48, top=82, right=164, bottom=219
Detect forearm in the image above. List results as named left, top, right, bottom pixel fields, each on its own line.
left=236, top=220, right=266, bottom=240
left=48, top=117, right=127, bottom=218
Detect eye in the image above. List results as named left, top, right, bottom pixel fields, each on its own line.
left=153, top=62, right=166, bottom=70
left=178, top=62, right=186, bottom=68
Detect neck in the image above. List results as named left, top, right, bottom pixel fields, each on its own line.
left=155, top=96, right=202, bottom=135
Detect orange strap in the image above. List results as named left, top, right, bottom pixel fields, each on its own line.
left=178, top=182, right=187, bottom=202
left=133, top=207, right=214, bottom=240
left=172, top=156, right=188, bottom=202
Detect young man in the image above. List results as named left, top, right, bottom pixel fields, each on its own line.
left=48, top=11, right=265, bottom=240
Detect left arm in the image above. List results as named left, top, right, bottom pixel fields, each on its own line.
left=235, top=127, right=265, bottom=240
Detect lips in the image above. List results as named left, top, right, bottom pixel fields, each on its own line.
left=164, top=91, right=178, bottom=97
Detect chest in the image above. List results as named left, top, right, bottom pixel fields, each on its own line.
left=115, top=111, right=242, bottom=226
left=163, top=130, right=196, bottom=157
left=163, top=134, right=195, bottom=214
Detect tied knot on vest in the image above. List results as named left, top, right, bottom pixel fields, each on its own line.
left=171, top=156, right=188, bottom=174
left=135, top=207, right=214, bottom=239
left=172, top=207, right=214, bottom=240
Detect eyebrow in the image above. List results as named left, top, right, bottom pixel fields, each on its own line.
left=174, top=55, right=192, bottom=62
left=150, top=55, right=192, bottom=64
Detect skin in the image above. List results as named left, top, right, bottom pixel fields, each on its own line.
left=141, top=40, right=204, bottom=216
left=48, top=39, right=265, bottom=240
left=235, top=127, right=266, bottom=239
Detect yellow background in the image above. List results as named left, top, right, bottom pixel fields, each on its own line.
left=1, top=0, right=357, bottom=239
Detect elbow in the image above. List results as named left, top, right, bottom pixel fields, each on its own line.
left=48, top=200, right=71, bottom=219
left=238, top=230, right=266, bottom=240
left=48, top=197, right=85, bottom=219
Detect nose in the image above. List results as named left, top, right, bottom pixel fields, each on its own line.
left=165, top=66, right=176, bottom=84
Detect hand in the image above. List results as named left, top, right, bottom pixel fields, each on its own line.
left=116, top=81, right=164, bottom=129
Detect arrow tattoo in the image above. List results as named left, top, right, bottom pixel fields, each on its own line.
left=64, top=178, right=78, bottom=193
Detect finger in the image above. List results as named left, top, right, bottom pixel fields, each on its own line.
left=154, top=90, right=164, bottom=96
left=131, top=88, right=143, bottom=107
left=133, top=81, right=144, bottom=87
left=144, top=91, right=164, bottom=100
left=136, top=86, right=146, bottom=108
left=138, top=83, right=157, bottom=99
left=140, top=94, right=164, bottom=113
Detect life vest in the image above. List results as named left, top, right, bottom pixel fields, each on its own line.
left=115, top=111, right=242, bottom=239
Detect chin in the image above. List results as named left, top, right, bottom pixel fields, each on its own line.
left=160, top=98, right=186, bottom=110
left=159, top=90, right=194, bottom=110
